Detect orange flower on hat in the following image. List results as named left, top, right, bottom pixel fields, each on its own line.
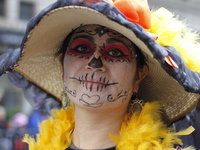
left=106, top=0, right=151, bottom=29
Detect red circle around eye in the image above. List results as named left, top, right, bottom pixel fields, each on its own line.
left=68, top=38, right=95, bottom=58
left=102, top=43, right=133, bottom=61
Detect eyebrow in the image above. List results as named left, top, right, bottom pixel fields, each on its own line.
left=73, top=35, right=94, bottom=42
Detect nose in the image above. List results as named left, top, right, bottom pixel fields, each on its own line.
left=85, top=56, right=106, bottom=72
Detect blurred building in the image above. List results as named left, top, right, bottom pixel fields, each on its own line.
left=0, top=0, right=56, bottom=54
left=1, top=0, right=197, bottom=149
left=0, top=0, right=55, bottom=118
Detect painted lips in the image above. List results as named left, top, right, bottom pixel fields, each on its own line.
left=70, top=72, right=118, bottom=92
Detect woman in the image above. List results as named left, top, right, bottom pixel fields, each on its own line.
left=0, top=0, right=200, bottom=149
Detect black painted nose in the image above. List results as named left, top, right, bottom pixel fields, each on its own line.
left=88, top=57, right=103, bottom=68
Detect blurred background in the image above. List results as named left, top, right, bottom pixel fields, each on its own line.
left=0, top=0, right=200, bottom=149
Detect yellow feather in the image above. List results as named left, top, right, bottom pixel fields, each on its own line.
left=174, top=126, right=195, bottom=136
left=111, top=102, right=195, bottom=150
left=146, top=8, right=200, bottom=72
left=23, top=107, right=74, bottom=150
left=23, top=102, right=195, bottom=150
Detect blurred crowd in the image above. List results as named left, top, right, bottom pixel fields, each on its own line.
left=0, top=106, right=48, bottom=150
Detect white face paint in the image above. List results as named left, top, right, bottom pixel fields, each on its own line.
left=63, top=25, right=142, bottom=110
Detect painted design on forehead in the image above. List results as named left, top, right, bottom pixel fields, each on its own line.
left=79, top=94, right=103, bottom=108
left=107, top=91, right=128, bottom=102
left=64, top=85, right=76, bottom=98
left=69, top=72, right=118, bottom=92
left=75, top=25, right=123, bottom=37
left=95, top=26, right=111, bottom=37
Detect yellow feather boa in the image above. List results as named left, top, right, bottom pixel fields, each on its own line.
left=146, top=8, right=200, bottom=73
left=23, top=102, right=195, bottom=150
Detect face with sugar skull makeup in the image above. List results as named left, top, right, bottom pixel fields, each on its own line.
left=62, top=25, right=148, bottom=110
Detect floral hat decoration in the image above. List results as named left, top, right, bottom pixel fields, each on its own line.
left=0, top=0, right=200, bottom=124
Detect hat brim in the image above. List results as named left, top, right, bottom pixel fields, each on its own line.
left=14, top=6, right=199, bottom=123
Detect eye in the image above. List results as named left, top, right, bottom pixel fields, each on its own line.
left=102, top=43, right=134, bottom=62
left=67, top=38, right=95, bottom=58
left=108, top=49, right=127, bottom=58
left=74, top=45, right=90, bottom=53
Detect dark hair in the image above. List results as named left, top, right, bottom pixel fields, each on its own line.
left=134, top=44, right=148, bottom=69
left=55, top=29, right=76, bottom=60
left=56, top=29, right=148, bottom=69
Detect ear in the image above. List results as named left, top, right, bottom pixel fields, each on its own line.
left=133, top=65, right=148, bottom=92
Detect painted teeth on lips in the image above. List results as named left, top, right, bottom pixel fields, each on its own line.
left=69, top=73, right=118, bottom=92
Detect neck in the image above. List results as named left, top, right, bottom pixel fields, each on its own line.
left=72, top=105, right=128, bottom=149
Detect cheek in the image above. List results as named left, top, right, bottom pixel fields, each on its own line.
left=111, top=63, right=136, bottom=88
left=63, top=55, right=84, bottom=82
